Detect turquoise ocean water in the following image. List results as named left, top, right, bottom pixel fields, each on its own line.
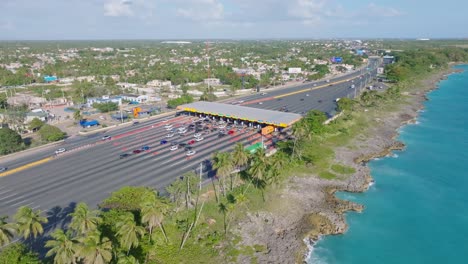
left=308, top=65, right=468, bottom=264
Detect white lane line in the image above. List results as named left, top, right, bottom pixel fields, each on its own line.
left=0, top=192, right=18, bottom=201
left=0, top=189, right=13, bottom=195
left=32, top=205, right=41, bottom=210
left=3, top=195, right=25, bottom=204
left=9, top=201, right=34, bottom=208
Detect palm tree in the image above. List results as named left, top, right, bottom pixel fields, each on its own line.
left=140, top=192, right=169, bottom=243
left=69, top=203, right=101, bottom=235
left=115, top=213, right=145, bottom=253
left=248, top=148, right=269, bottom=201
left=0, top=216, right=17, bottom=246
left=232, top=143, right=250, bottom=170
left=266, top=151, right=289, bottom=185
left=76, top=230, right=113, bottom=264
left=212, top=151, right=234, bottom=196
left=117, top=253, right=140, bottom=264
left=218, top=202, right=229, bottom=235
left=45, top=229, right=79, bottom=264
left=14, top=206, right=48, bottom=240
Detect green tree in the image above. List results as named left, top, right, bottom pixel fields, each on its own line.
left=140, top=192, right=169, bottom=243
left=115, top=213, right=145, bottom=253
left=100, top=186, right=154, bottom=211
left=69, top=202, right=102, bottom=235
left=166, top=95, right=194, bottom=109
left=45, top=229, right=79, bottom=264
left=76, top=230, right=113, bottom=264
left=0, top=127, right=24, bottom=155
left=0, top=216, right=16, bottom=247
left=14, top=206, right=48, bottom=240
left=38, top=124, right=66, bottom=142
left=28, top=118, right=44, bottom=131
left=92, top=102, right=118, bottom=113
left=218, top=202, right=229, bottom=235
left=212, top=152, right=234, bottom=196
left=73, top=110, right=82, bottom=121
left=0, top=92, right=8, bottom=109
left=231, top=143, right=250, bottom=170
left=336, top=97, right=355, bottom=112
left=0, top=243, right=41, bottom=264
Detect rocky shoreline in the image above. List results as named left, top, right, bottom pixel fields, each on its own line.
left=233, top=65, right=463, bottom=264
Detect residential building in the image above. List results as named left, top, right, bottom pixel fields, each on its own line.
left=87, top=95, right=122, bottom=107
left=203, top=78, right=221, bottom=86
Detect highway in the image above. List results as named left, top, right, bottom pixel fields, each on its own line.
left=0, top=58, right=380, bottom=220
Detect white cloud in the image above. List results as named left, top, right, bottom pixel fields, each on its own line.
left=365, top=3, right=402, bottom=17
left=176, top=0, right=224, bottom=21
left=104, top=0, right=134, bottom=17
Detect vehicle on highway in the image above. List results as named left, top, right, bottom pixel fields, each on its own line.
left=166, top=127, right=174, bottom=131
left=141, top=146, right=150, bottom=151
left=326, top=79, right=330, bottom=83
left=165, top=124, right=173, bottom=129
left=162, top=119, right=169, bottom=123
left=228, top=130, right=235, bottom=135
left=306, top=94, right=309, bottom=96
left=194, top=133, right=202, bottom=138
left=186, top=150, right=196, bottom=156
left=0, top=167, right=7, bottom=172
left=218, top=133, right=226, bottom=138
left=170, top=145, right=178, bottom=151
left=188, top=140, right=196, bottom=145
left=335, top=98, right=340, bottom=102
left=184, top=146, right=193, bottom=151
left=171, top=141, right=178, bottom=146
left=133, top=121, right=139, bottom=126
left=258, top=102, right=263, bottom=105
left=300, top=98, right=304, bottom=101
left=160, top=140, right=168, bottom=145
left=318, top=99, right=323, bottom=103
left=166, top=133, right=174, bottom=138
left=179, top=143, right=188, bottom=147
left=55, top=148, right=66, bottom=154
left=133, top=149, right=142, bottom=154
left=314, top=83, right=317, bottom=86
left=195, top=137, right=204, bottom=142
left=218, top=124, right=226, bottom=129
left=102, top=135, right=112, bottom=140
left=261, top=92, right=267, bottom=95
left=119, top=153, right=131, bottom=159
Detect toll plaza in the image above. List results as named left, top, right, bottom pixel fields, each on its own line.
left=176, top=101, right=302, bottom=134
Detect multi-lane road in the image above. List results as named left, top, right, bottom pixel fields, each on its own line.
left=0, top=58, right=380, bottom=219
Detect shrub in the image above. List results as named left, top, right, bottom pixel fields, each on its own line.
left=38, top=124, right=66, bottom=142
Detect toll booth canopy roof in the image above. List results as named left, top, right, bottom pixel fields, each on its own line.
left=177, top=101, right=302, bottom=127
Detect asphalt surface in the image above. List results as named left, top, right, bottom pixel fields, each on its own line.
left=0, top=58, right=380, bottom=220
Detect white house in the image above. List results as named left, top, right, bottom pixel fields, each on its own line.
left=87, top=95, right=122, bottom=107
left=146, top=80, right=172, bottom=87
left=120, top=94, right=148, bottom=103
left=203, top=78, right=221, bottom=86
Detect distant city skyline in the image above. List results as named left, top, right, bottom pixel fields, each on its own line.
left=1, top=0, right=467, bottom=40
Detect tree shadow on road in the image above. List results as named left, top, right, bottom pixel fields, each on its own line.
left=28, top=202, right=77, bottom=258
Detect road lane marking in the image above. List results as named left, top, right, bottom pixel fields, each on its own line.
left=0, top=157, right=52, bottom=178
left=3, top=195, right=25, bottom=204
left=0, top=192, right=18, bottom=201
left=0, top=189, right=13, bottom=195
left=274, top=78, right=350, bottom=99
left=9, top=199, right=31, bottom=207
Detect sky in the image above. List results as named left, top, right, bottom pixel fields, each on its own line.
left=0, top=0, right=467, bottom=40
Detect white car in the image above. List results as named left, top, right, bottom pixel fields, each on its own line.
left=101, top=135, right=111, bottom=140
left=194, top=133, right=202, bottom=138
left=178, top=130, right=187, bottom=134
left=218, top=125, right=226, bottom=129
left=0, top=167, right=7, bottom=172
left=55, top=148, right=66, bottom=154
left=166, top=127, right=174, bottom=131
left=186, top=150, right=196, bottom=156
left=195, top=137, right=204, bottom=142
left=170, top=145, right=178, bottom=151
left=166, top=133, right=174, bottom=138
left=306, top=94, right=310, bottom=96
left=164, top=124, right=173, bottom=129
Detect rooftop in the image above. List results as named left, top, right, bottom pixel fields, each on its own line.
left=177, top=101, right=302, bottom=127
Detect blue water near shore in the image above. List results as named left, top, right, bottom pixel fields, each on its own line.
left=308, top=65, right=468, bottom=264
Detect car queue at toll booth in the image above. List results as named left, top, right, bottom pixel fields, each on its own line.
left=175, top=110, right=288, bottom=136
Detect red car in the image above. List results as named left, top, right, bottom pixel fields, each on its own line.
left=228, top=130, right=235, bottom=135
left=133, top=149, right=142, bottom=154
left=188, top=140, right=196, bottom=145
